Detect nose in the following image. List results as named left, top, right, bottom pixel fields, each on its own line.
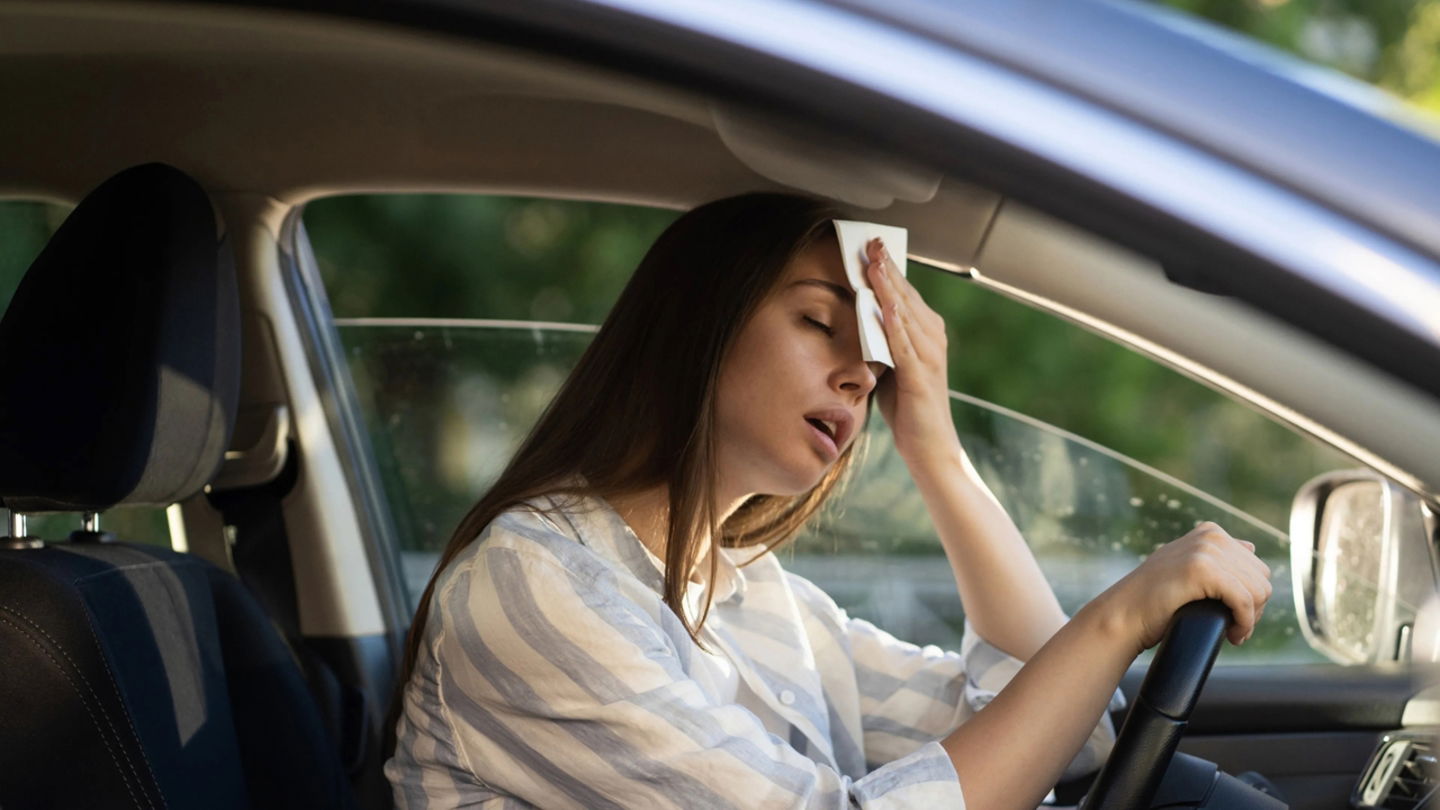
left=834, top=356, right=880, bottom=397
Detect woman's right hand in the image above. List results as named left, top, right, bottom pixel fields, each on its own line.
left=1095, top=521, right=1273, bottom=653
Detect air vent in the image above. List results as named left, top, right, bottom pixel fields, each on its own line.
left=1356, top=735, right=1437, bottom=809
left=1386, top=740, right=1438, bottom=809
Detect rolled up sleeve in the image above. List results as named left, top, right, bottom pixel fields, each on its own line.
left=416, top=531, right=966, bottom=809
left=850, top=612, right=1124, bottom=783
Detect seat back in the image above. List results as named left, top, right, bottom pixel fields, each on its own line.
left=0, top=164, right=356, bottom=810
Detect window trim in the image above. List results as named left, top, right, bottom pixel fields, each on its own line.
left=278, top=207, right=413, bottom=643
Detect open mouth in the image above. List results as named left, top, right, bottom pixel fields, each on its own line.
left=806, top=417, right=838, bottom=442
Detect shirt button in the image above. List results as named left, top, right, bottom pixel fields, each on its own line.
left=779, top=689, right=796, bottom=706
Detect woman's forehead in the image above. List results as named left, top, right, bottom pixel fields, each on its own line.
left=784, top=237, right=850, bottom=290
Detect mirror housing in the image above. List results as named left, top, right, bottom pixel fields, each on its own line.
left=1290, top=470, right=1439, bottom=664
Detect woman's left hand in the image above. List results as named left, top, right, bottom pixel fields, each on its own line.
left=864, top=238, right=962, bottom=467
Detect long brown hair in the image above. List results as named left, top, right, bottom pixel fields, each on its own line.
left=397, top=192, right=867, bottom=695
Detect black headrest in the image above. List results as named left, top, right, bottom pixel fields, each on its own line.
left=0, top=164, right=240, bottom=513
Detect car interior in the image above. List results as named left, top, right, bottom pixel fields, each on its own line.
left=0, top=2, right=1436, bottom=809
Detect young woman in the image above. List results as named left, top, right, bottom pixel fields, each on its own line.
left=385, top=193, right=1272, bottom=809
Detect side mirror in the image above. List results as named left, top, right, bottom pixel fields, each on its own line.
left=1290, top=470, right=1439, bottom=664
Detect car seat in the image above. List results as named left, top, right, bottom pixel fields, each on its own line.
left=0, top=163, right=358, bottom=810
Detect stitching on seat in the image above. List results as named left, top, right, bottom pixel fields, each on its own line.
left=0, top=610, right=149, bottom=810
left=72, top=597, right=172, bottom=810
left=0, top=601, right=166, bottom=810
left=68, top=555, right=208, bottom=807
left=66, top=555, right=196, bottom=807
left=71, top=557, right=202, bottom=583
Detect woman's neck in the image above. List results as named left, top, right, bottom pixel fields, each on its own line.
left=607, top=484, right=749, bottom=584
left=606, top=486, right=668, bottom=553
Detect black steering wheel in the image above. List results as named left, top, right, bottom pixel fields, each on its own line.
left=1081, top=599, right=1230, bottom=810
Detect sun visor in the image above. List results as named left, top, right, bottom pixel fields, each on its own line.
left=712, top=106, right=941, bottom=208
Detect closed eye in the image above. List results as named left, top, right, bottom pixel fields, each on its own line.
left=803, top=316, right=835, bottom=337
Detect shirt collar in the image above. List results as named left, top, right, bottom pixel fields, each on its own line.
left=709, top=546, right=747, bottom=605
left=540, top=490, right=750, bottom=606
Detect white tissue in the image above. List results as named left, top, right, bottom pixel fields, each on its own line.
left=832, top=220, right=908, bottom=368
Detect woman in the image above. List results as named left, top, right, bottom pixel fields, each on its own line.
left=385, top=193, right=1272, bottom=809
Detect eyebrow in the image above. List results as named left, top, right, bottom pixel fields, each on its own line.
left=789, top=278, right=854, bottom=304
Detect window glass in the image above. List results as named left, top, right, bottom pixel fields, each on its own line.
left=0, top=200, right=171, bottom=548
left=306, top=194, right=1362, bottom=665
left=0, top=200, right=68, bottom=312
left=303, top=194, right=673, bottom=323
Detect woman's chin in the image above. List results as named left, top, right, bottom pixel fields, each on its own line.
left=725, top=448, right=836, bottom=500
left=757, top=464, right=832, bottom=498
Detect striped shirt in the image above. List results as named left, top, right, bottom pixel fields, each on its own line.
left=386, top=493, right=1122, bottom=809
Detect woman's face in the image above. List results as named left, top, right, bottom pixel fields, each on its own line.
left=714, top=236, right=885, bottom=502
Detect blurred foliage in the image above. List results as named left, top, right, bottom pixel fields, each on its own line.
left=1159, top=0, right=1440, bottom=116
left=307, top=195, right=671, bottom=324
left=907, top=265, right=1357, bottom=530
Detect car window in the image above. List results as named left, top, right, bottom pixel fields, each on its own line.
left=0, top=200, right=173, bottom=548
left=0, top=201, right=67, bottom=312
left=304, top=193, right=1365, bottom=665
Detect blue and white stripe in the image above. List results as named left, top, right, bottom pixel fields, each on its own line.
left=386, top=494, right=1121, bottom=808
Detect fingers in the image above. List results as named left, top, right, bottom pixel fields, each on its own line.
left=865, top=239, right=943, bottom=369
left=1183, top=522, right=1272, bottom=644
left=1220, top=564, right=1271, bottom=644
left=865, top=240, right=920, bottom=366
left=1219, top=530, right=1271, bottom=609
left=873, top=240, right=943, bottom=335
left=1216, top=569, right=1257, bottom=645
left=867, top=239, right=921, bottom=309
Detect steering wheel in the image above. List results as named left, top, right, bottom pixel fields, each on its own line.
left=1080, top=599, right=1230, bottom=810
